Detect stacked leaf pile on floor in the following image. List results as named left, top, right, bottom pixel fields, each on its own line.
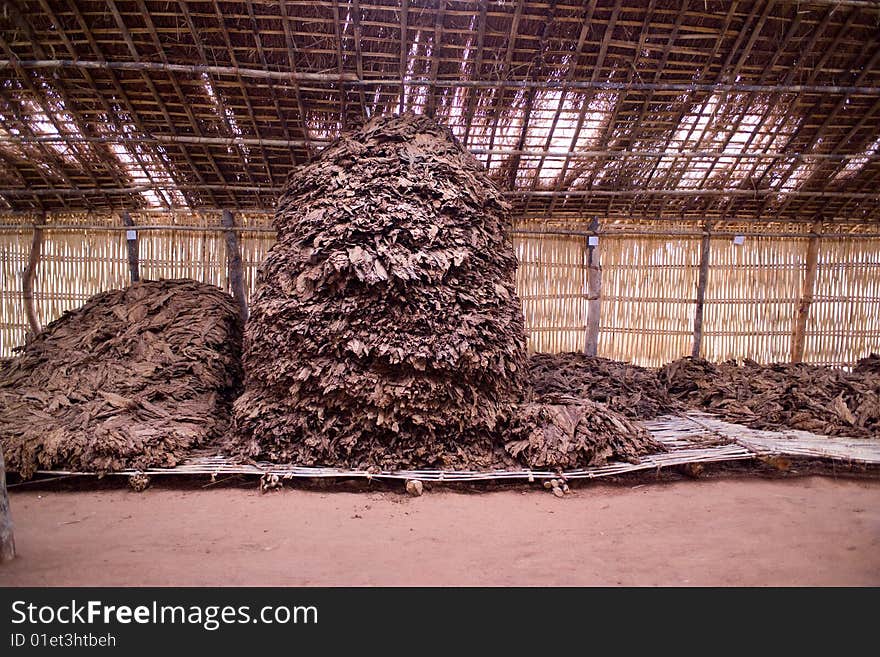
left=661, top=357, right=880, bottom=438
left=507, top=393, right=662, bottom=469
left=232, top=113, right=659, bottom=470
left=0, top=280, right=242, bottom=478
left=529, top=352, right=676, bottom=420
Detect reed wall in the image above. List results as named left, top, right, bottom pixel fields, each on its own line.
left=1, top=213, right=878, bottom=368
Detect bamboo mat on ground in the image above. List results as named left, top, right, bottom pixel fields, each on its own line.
left=684, top=412, right=880, bottom=465
left=31, top=413, right=879, bottom=483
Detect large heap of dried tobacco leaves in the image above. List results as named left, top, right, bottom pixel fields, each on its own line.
left=660, top=357, right=880, bottom=438
left=0, top=280, right=242, bottom=478
left=233, top=113, right=659, bottom=470
left=233, top=114, right=528, bottom=469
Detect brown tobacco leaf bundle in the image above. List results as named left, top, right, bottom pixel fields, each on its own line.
left=232, top=113, right=529, bottom=470
left=506, top=394, right=664, bottom=469
left=529, top=352, right=676, bottom=420
left=659, top=356, right=723, bottom=399
left=0, top=280, right=242, bottom=478
left=854, top=354, right=880, bottom=376
left=661, top=357, right=880, bottom=438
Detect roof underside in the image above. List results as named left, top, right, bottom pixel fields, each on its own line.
left=0, top=0, right=879, bottom=225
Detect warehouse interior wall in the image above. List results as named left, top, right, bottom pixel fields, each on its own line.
left=1, top=213, right=878, bottom=367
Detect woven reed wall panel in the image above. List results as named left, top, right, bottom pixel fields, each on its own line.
left=0, top=229, right=130, bottom=356
left=138, top=230, right=225, bottom=289
left=515, top=234, right=587, bottom=353
left=240, top=231, right=277, bottom=306
left=0, top=229, right=32, bottom=355
left=702, top=236, right=806, bottom=364
left=1, top=225, right=879, bottom=368
left=34, top=229, right=130, bottom=327
left=805, top=237, right=880, bottom=367
left=599, top=236, right=700, bottom=367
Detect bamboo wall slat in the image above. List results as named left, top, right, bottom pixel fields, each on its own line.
left=34, top=230, right=129, bottom=328
left=702, top=236, right=807, bottom=364
left=806, top=237, right=880, bottom=367
left=1, top=217, right=878, bottom=368
left=599, top=236, right=701, bottom=367
left=239, top=231, right=277, bottom=306
left=515, top=234, right=587, bottom=354
left=138, top=230, right=225, bottom=288
left=0, top=229, right=31, bottom=354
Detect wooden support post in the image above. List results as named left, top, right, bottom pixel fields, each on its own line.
left=22, top=213, right=45, bottom=340
left=221, top=209, right=249, bottom=322
left=0, top=444, right=14, bottom=563
left=585, top=219, right=601, bottom=356
left=692, top=222, right=712, bottom=358
left=791, top=221, right=822, bottom=363
left=121, top=211, right=140, bottom=282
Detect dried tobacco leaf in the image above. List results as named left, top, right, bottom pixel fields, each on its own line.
left=231, top=113, right=659, bottom=471
left=231, top=113, right=529, bottom=470
left=0, top=279, right=242, bottom=478
left=661, top=356, right=880, bottom=438
left=529, top=352, right=676, bottom=420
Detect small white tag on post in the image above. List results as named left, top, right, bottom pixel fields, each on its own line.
left=126, top=230, right=137, bottom=241
left=732, top=235, right=745, bottom=246
left=587, top=236, right=599, bottom=246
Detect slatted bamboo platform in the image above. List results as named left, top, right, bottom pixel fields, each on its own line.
left=29, top=412, right=880, bottom=485
left=684, top=412, right=880, bottom=465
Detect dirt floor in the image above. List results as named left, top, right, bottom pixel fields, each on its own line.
left=1, top=476, right=879, bottom=586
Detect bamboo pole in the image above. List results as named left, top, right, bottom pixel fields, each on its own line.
left=0, top=134, right=871, bottom=162
left=0, top=444, right=14, bottom=563
left=585, top=219, right=601, bottom=356
left=121, top=211, right=140, bottom=282
left=692, top=222, right=712, bottom=358
left=791, top=221, right=822, bottom=363
left=0, top=135, right=861, bottom=160
left=581, top=234, right=589, bottom=353
left=2, top=185, right=877, bottom=199
left=22, top=213, right=45, bottom=339
left=0, top=59, right=359, bottom=82
left=4, top=185, right=880, bottom=204
left=221, top=209, right=249, bottom=322
left=1, top=59, right=878, bottom=95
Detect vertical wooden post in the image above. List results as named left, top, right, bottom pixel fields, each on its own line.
left=0, top=444, right=14, bottom=563
left=121, top=211, right=140, bottom=282
left=22, top=213, right=45, bottom=340
left=222, top=209, right=249, bottom=322
left=692, top=222, right=712, bottom=358
left=791, top=221, right=822, bottom=363
left=585, top=219, right=602, bottom=357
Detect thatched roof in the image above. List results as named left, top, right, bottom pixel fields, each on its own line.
left=0, top=0, right=878, bottom=226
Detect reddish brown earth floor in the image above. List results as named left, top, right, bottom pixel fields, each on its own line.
left=1, top=476, right=878, bottom=586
